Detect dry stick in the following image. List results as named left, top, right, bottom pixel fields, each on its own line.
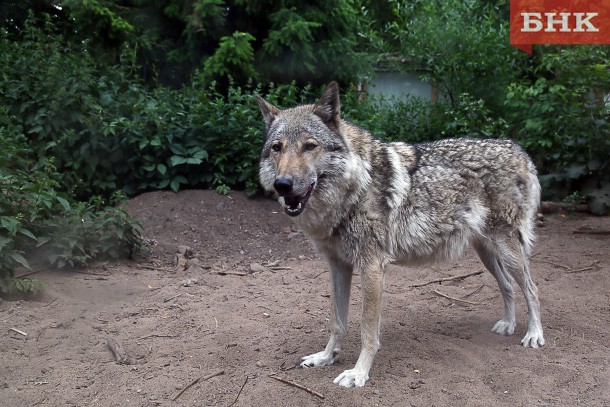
left=228, top=375, right=249, bottom=407
left=573, top=229, right=610, bottom=235
left=461, top=284, right=485, bottom=299
left=138, top=334, right=177, bottom=340
left=269, top=374, right=325, bottom=399
left=432, top=289, right=484, bottom=306
left=15, top=268, right=47, bottom=279
left=164, top=293, right=183, bottom=303
left=410, top=270, right=483, bottom=288
left=171, top=369, right=225, bottom=401
left=9, top=327, right=27, bottom=336
left=538, top=259, right=600, bottom=273
left=269, top=266, right=292, bottom=271
left=138, top=264, right=175, bottom=272
left=213, top=271, right=248, bottom=276
left=73, top=270, right=111, bottom=277
left=565, top=260, right=601, bottom=274
left=536, top=259, right=574, bottom=271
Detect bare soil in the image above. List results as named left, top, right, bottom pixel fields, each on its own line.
left=1, top=189, right=609, bottom=407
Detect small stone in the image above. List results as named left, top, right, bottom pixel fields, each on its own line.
left=249, top=263, right=266, bottom=273
left=181, top=278, right=198, bottom=287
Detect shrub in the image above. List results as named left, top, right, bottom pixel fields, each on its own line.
left=504, top=46, right=610, bottom=195
left=0, top=108, right=142, bottom=295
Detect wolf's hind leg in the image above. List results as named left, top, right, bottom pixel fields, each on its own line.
left=474, top=239, right=517, bottom=336
left=301, top=255, right=353, bottom=368
left=507, top=234, right=544, bottom=348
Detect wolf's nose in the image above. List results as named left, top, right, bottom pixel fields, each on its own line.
left=274, top=177, right=293, bottom=195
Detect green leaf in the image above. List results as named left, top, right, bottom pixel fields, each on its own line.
left=10, top=252, right=31, bottom=269
left=170, top=179, right=180, bottom=192
left=18, top=228, right=37, bottom=241
left=56, top=196, right=71, bottom=211
left=170, top=156, right=187, bottom=167
left=0, top=236, right=12, bottom=251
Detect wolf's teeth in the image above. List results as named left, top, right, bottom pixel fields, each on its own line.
left=297, top=202, right=302, bottom=209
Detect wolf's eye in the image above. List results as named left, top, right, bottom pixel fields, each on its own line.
left=271, top=143, right=282, bottom=152
left=304, top=142, right=318, bottom=151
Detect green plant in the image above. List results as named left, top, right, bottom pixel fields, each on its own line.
left=0, top=106, right=142, bottom=295
left=384, top=0, right=520, bottom=110
left=504, top=46, right=610, bottom=180
left=562, top=191, right=587, bottom=211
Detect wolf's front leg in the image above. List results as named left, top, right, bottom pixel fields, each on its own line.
left=301, top=255, right=353, bottom=368
left=334, top=260, right=384, bottom=387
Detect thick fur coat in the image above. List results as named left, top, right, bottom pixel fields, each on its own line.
left=256, top=82, right=544, bottom=387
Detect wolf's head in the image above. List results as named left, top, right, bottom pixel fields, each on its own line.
left=256, top=82, right=349, bottom=217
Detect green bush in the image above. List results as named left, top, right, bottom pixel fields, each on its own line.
left=0, top=16, right=312, bottom=198
left=342, top=92, right=508, bottom=143
left=504, top=46, right=610, bottom=185
left=0, top=108, right=142, bottom=295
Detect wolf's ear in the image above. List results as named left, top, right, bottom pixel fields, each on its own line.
left=255, top=96, right=280, bottom=132
left=313, top=81, right=340, bottom=133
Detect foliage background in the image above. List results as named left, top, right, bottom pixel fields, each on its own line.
left=0, top=0, right=608, bottom=292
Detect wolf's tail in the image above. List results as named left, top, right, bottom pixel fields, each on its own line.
left=519, top=166, right=541, bottom=257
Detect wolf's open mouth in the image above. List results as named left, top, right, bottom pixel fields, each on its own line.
left=282, top=182, right=315, bottom=216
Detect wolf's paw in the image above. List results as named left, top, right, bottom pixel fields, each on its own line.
left=492, top=319, right=516, bottom=336
left=300, top=350, right=338, bottom=368
left=333, top=368, right=369, bottom=388
left=521, top=328, right=545, bottom=348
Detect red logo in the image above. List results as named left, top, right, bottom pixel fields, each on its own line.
left=510, top=0, right=610, bottom=53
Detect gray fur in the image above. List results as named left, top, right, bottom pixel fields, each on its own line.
left=256, top=82, right=544, bottom=388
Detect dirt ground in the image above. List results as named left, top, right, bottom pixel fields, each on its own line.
left=1, top=189, right=609, bottom=407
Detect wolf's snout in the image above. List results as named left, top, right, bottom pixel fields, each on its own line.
left=274, top=177, right=293, bottom=196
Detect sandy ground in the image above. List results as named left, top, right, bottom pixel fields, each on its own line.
left=1, top=189, right=609, bottom=407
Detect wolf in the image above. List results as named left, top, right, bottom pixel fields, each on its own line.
left=255, top=82, right=544, bottom=388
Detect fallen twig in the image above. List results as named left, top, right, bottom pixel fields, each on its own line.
left=269, top=374, right=325, bottom=399
left=228, top=375, right=249, bottom=407
left=565, top=260, right=601, bottom=274
left=137, top=264, right=175, bottom=272
left=138, top=334, right=177, bottom=340
left=573, top=229, right=610, bottom=235
left=73, top=270, right=111, bottom=277
left=536, top=259, right=574, bottom=271
left=410, top=270, right=483, bottom=288
left=537, top=259, right=601, bottom=273
left=9, top=327, right=27, bottom=336
left=432, top=289, right=484, bottom=306
left=461, top=284, right=484, bottom=299
left=269, top=266, right=292, bottom=271
left=312, top=270, right=328, bottom=279
left=15, top=268, right=46, bottom=279
left=171, top=369, right=225, bottom=401
left=164, top=293, right=183, bottom=303
left=212, top=271, right=248, bottom=276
